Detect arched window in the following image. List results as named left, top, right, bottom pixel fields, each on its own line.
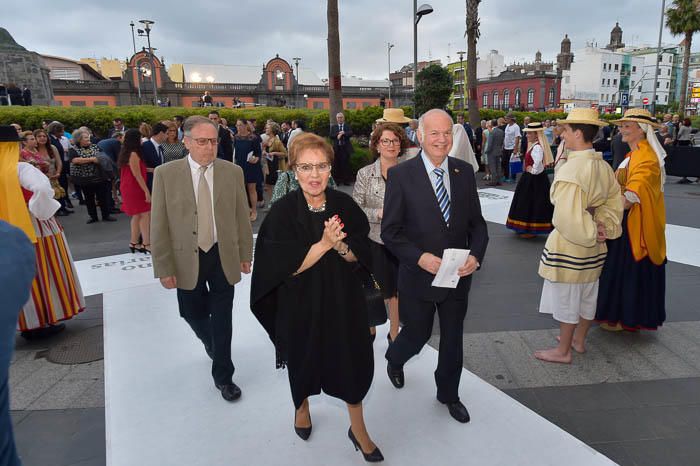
left=514, top=89, right=522, bottom=107
left=527, top=88, right=535, bottom=105
left=492, top=90, right=499, bottom=109
left=503, top=89, right=510, bottom=109
left=548, top=88, right=555, bottom=106
left=482, top=93, right=489, bottom=107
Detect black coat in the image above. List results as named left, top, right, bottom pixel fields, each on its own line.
left=251, top=188, right=373, bottom=408
left=381, top=153, right=489, bottom=302
left=329, top=123, right=353, bottom=153
left=217, top=126, right=233, bottom=162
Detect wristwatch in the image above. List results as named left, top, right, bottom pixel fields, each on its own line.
left=338, top=244, right=350, bottom=256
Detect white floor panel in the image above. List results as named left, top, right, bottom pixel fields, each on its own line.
left=103, top=274, right=615, bottom=466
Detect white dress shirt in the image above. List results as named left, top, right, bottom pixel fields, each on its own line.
left=421, top=152, right=451, bottom=199
left=187, top=155, right=218, bottom=242
left=150, top=137, right=163, bottom=163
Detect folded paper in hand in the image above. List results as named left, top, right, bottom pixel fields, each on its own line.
left=246, top=151, right=255, bottom=162
left=431, top=248, right=470, bottom=288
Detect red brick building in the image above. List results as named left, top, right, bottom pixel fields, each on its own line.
left=476, top=70, right=561, bottom=112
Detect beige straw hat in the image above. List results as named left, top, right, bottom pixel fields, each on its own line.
left=376, top=108, right=411, bottom=123
left=611, top=108, right=663, bottom=129
left=556, top=108, right=609, bottom=127
left=522, top=122, right=545, bottom=132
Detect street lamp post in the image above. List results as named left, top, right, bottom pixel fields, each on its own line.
left=139, top=19, right=158, bottom=105
left=457, top=50, right=466, bottom=111
left=650, top=0, right=666, bottom=115
left=413, top=1, right=434, bottom=117
left=387, top=43, right=394, bottom=106
left=293, top=57, right=301, bottom=108
left=129, top=21, right=142, bottom=103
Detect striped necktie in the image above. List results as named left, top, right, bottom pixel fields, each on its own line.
left=433, top=167, right=450, bottom=224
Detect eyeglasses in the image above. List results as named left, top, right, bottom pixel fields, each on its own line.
left=379, top=138, right=401, bottom=147
left=294, top=162, right=332, bottom=174
left=189, top=137, right=219, bottom=146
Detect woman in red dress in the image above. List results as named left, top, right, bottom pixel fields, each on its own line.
left=117, top=129, right=151, bottom=253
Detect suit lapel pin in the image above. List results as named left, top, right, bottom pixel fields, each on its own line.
left=454, top=168, right=460, bottom=173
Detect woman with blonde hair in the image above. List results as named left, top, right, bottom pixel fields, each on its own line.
left=160, top=120, right=187, bottom=163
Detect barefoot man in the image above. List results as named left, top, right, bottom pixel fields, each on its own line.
left=535, top=109, right=623, bottom=363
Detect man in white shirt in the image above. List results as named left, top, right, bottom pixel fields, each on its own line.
left=502, top=113, right=521, bottom=183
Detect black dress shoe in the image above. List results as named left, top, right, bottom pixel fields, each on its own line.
left=444, top=400, right=470, bottom=423
left=215, top=382, right=242, bottom=402
left=102, top=216, right=117, bottom=222
left=386, top=362, right=404, bottom=389
left=294, top=412, right=312, bottom=441
left=86, top=218, right=99, bottom=224
left=348, top=427, right=384, bottom=462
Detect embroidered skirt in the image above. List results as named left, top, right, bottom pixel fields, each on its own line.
left=506, top=172, right=554, bottom=235
left=18, top=216, right=85, bottom=331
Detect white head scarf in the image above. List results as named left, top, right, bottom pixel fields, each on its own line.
left=639, top=123, right=667, bottom=192
left=449, top=123, right=479, bottom=173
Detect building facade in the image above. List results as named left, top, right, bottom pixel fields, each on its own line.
left=477, top=69, right=561, bottom=111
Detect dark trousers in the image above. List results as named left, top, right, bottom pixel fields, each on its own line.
left=176, top=245, right=235, bottom=386
left=60, top=162, right=72, bottom=207
left=80, top=182, right=111, bottom=220
left=386, top=291, right=468, bottom=403
left=332, top=147, right=352, bottom=183
left=502, top=148, right=514, bottom=180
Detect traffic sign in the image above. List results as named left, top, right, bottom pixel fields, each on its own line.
left=642, top=97, right=650, bottom=105
left=621, top=93, right=629, bottom=106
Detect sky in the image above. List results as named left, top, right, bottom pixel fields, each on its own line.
left=5, top=0, right=687, bottom=81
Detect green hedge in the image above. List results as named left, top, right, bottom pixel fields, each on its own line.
left=0, top=105, right=635, bottom=137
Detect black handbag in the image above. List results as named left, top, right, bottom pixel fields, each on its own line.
left=354, top=264, right=387, bottom=326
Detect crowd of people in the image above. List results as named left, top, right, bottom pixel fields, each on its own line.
left=0, top=100, right=678, bottom=463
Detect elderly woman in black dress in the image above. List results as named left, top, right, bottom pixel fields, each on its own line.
left=251, top=133, right=383, bottom=462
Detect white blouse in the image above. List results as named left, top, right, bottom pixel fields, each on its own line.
left=17, top=162, right=60, bottom=220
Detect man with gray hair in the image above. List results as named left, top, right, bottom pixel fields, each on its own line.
left=485, top=119, right=505, bottom=186
left=330, top=112, right=354, bottom=185
left=382, top=108, right=488, bottom=424
left=151, top=115, right=253, bottom=402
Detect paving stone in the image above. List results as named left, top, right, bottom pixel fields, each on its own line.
left=563, top=408, right=658, bottom=444
left=26, top=378, right=97, bottom=410
left=589, top=442, right=636, bottom=466
left=617, top=378, right=700, bottom=407
left=13, top=408, right=105, bottom=466
left=10, top=361, right=72, bottom=410
left=531, top=383, right=635, bottom=412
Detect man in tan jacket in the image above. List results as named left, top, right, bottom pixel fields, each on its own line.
left=151, top=116, right=253, bottom=402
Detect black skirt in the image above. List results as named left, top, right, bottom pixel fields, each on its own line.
left=505, top=172, right=554, bottom=235
left=595, top=212, right=666, bottom=330
left=370, top=240, right=398, bottom=299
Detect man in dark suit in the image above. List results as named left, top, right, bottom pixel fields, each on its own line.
left=280, top=121, right=292, bottom=148
left=142, top=122, right=168, bottom=190
left=329, top=112, right=354, bottom=185
left=381, top=109, right=489, bottom=424
left=21, top=85, right=31, bottom=106
left=108, top=118, right=128, bottom=138
left=208, top=111, right=233, bottom=162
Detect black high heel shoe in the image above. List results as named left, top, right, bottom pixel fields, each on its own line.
left=294, top=411, right=312, bottom=441
left=129, top=242, right=141, bottom=253
left=142, top=244, right=151, bottom=254
left=348, top=427, right=383, bottom=462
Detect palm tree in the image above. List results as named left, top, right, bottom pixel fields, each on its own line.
left=327, top=0, right=343, bottom=124
left=465, top=0, right=481, bottom=127
left=666, top=0, right=700, bottom=115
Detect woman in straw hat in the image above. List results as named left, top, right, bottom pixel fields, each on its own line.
left=596, top=108, right=667, bottom=331
left=535, top=109, right=623, bottom=363
left=505, top=122, right=555, bottom=237
left=0, top=125, right=85, bottom=339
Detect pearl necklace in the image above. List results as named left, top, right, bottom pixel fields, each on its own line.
left=307, top=201, right=327, bottom=213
